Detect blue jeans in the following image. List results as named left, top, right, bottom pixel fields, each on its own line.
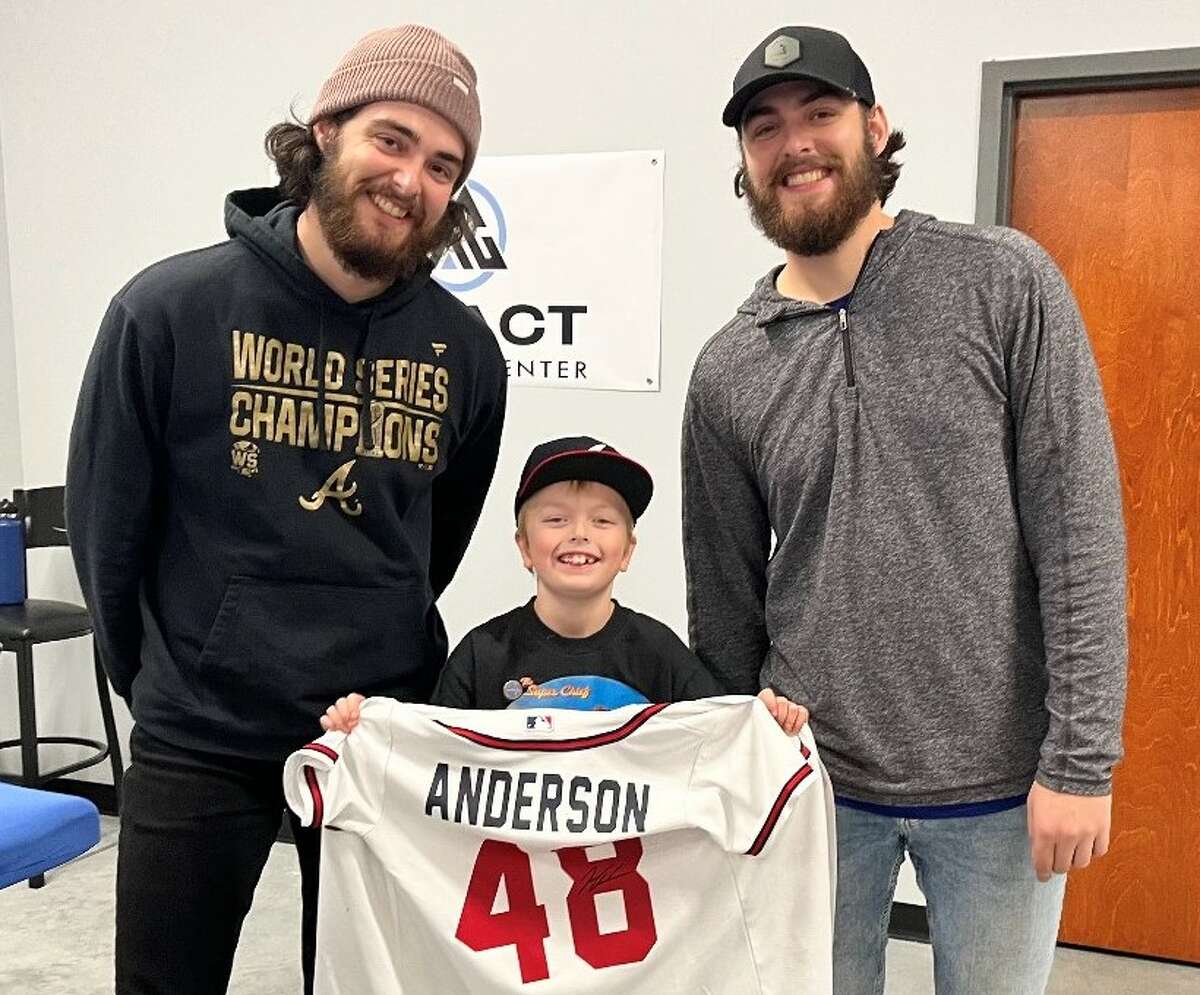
left=833, top=803, right=1066, bottom=995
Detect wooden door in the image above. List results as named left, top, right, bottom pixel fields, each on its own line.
left=1009, top=84, right=1200, bottom=963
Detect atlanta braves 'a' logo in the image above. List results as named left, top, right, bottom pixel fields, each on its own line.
left=300, top=459, right=363, bottom=517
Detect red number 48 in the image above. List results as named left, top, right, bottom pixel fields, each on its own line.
left=455, top=838, right=657, bottom=983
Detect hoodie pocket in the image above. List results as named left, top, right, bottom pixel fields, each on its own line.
left=196, top=575, right=433, bottom=713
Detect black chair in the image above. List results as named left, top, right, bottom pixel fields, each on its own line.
left=0, top=486, right=124, bottom=886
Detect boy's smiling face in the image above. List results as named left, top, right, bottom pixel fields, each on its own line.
left=516, top=481, right=637, bottom=602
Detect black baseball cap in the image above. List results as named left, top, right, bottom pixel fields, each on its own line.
left=514, top=437, right=653, bottom=522
left=723, top=26, right=874, bottom=128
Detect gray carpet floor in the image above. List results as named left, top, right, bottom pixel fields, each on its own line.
left=1, top=817, right=1197, bottom=994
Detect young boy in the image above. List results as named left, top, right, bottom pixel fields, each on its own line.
left=322, top=436, right=806, bottom=732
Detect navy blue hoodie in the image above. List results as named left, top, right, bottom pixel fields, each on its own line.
left=66, top=187, right=507, bottom=760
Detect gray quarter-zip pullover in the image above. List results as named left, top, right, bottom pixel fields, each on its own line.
left=683, top=210, right=1127, bottom=805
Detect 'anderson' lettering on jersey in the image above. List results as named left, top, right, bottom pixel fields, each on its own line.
left=424, top=763, right=650, bottom=834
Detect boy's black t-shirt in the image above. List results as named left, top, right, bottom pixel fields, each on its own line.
left=431, top=599, right=722, bottom=709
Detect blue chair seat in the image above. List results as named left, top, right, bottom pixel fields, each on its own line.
left=0, top=780, right=100, bottom=889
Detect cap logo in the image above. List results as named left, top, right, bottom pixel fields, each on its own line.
left=764, top=34, right=801, bottom=69
left=452, top=75, right=470, bottom=95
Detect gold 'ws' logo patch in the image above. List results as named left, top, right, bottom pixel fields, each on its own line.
left=231, top=441, right=260, bottom=477
left=300, top=459, right=363, bottom=517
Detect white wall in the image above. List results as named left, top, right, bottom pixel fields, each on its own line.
left=0, top=0, right=1196, bottom=867
left=0, top=119, right=20, bottom=486
left=0, top=104, right=30, bottom=768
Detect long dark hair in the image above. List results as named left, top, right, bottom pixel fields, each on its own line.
left=263, top=113, right=349, bottom=206
left=263, top=110, right=472, bottom=261
left=872, top=130, right=906, bottom=206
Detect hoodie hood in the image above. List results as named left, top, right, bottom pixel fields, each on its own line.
left=737, top=209, right=931, bottom=327
left=223, top=186, right=433, bottom=316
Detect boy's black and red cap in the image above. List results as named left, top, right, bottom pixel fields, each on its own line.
left=514, top=437, right=653, bottom=521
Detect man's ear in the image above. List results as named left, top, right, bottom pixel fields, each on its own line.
left=866, top=104, right=890, bottom=157
left=313, top=119, right=336, bottom=154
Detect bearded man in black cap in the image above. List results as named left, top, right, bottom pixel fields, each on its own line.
left=683, top=25, right=1127, bottom=994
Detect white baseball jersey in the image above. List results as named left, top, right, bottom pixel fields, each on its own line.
left=284, top=695, right=835, bottom=994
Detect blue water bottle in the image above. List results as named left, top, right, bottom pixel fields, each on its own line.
left=0, top=498, right=27, bottom=605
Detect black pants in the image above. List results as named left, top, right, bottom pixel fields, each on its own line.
left=115, top=726, right=320, bottom=994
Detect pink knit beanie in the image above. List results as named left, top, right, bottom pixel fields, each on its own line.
left=310, top=25, right=481, bottom=184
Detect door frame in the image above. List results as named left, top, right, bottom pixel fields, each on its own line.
left=895, top=45, right=1200, bottom=951
left=974, top=46, right=1200, bottom=964
left=975, top=47, right=1200, bottom=226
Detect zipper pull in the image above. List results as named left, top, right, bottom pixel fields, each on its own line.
left=837, top=308, right=856, bottom=388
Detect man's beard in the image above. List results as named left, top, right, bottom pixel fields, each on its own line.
left=310, top=137, right=451, bottom=283
left=743, top=131, right=879, bottom=257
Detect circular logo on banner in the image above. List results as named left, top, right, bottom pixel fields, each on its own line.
left=506, top=676, right=650, bottom=712
left=434, top=178, right=508, bottom=293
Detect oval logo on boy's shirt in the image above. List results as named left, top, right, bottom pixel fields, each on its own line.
left=505, top=675, right=649, bottom=711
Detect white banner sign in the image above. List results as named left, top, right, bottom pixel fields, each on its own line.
left=433, top=151, right=664, bottom=392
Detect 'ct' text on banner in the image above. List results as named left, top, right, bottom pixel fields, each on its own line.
left=433, top=151, right=664, bottom=392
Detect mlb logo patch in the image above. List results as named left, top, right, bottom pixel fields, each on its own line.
left=525, top=714, right=554, bottom=731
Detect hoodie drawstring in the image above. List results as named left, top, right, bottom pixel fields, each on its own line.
left=354, top=312, right=376, bottom=455
left=316, top=304, right=328, bottom=451
left=316, top=304, right=375, bottom=454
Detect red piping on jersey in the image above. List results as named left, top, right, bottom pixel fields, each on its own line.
left=303, top=742, right=339, bottom=763
left=745, top=763, right=814, bottom=856
left=436, top=702, right=671, bottom=751
left=304, top=765, right=325, bottom=829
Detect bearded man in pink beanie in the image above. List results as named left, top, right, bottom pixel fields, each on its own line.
left=65, top=25, right=507, bottom=994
